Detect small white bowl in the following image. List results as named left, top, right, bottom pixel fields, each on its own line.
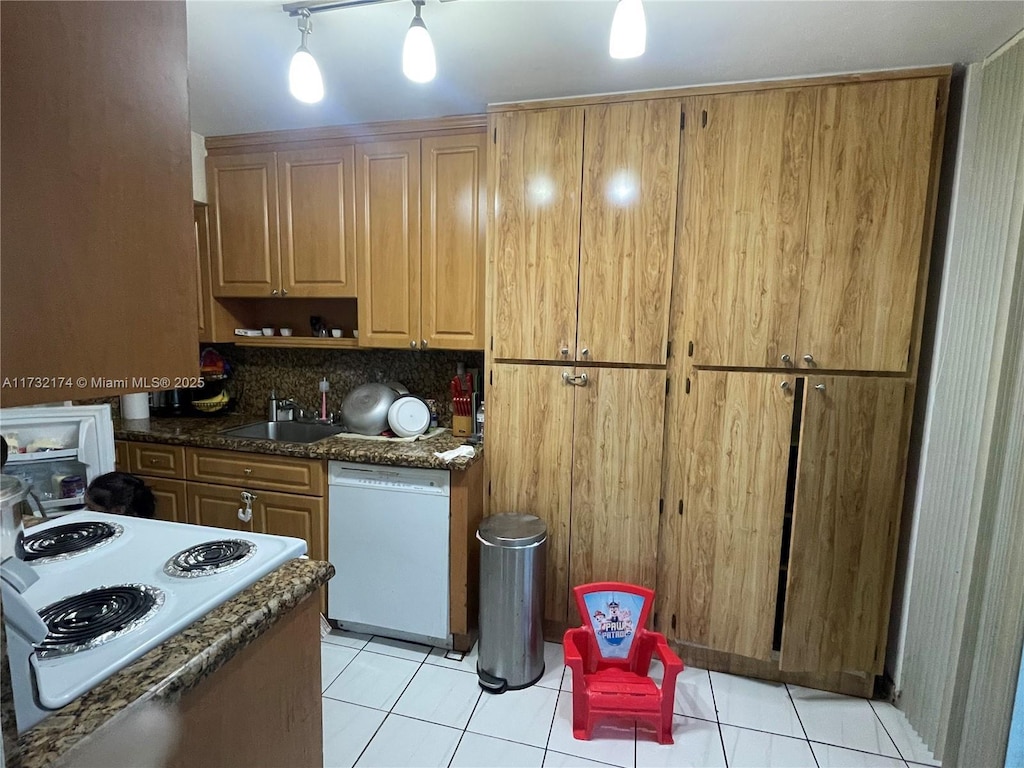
left=331, top=328, right=342, bottom=338
left=352, top=330, right=360, bottom=339
left=279, top=328, right=293, bottom=337
left=261, top=327, right=274, bottom=336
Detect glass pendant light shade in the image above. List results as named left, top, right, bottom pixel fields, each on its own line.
left=609, top=0, right=647, bottom=59
left=290, top=46, right=324, bottom=103
left=403, top=13, right=436, bottom=83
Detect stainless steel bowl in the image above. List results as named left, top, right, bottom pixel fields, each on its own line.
left=341, top=383, right=399, bottom=435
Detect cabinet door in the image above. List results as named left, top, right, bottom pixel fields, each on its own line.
left=0, top=1, right=198, bottom=406
left=488, top=363, right=574, bottom=623
left=278, top=145, right=357, bottom=298
left=252, top=490, right=326, bottom=562
left=195, top=203, right=215, bottom=342
left=666, top=370, right=793, bottom=660
left=578, top=100, right=681, bottom=365
left=187, top=482, right=251, bottom=531
left=148, top=477, right=187, bottom=524
left=114, top=441, right=129, bottom=473
left=570, top=368, right=666, bottom=605
left=678, top=90, right=814, bottom=368
left=356, top=140, right=421, bottom=348
left=421, top=133, right=486, bottom=350
left=781, top=376, right=907, bottom=673
left=207, top=152, right=281, bottom=298
left=492, top=108, right=583, bottom=362
left=797, top=79, right=938, bottom=372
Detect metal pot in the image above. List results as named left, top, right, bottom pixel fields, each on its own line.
left=1, top=474, right=30, bottom=564
left=341, top=383, right=399, bottom=435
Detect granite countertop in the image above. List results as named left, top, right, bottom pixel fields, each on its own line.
left=114, top=415, right=482, bottom=471
left=12, top=558, right=334, bottom=768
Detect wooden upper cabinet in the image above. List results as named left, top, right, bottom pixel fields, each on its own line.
left=278, top=145, right=357, bottom=298
left=797, top=79, right=937, bottom=372
left=421, top=134, right=487, bottom=350
left=0, top=1, right=197, bottom=405
left=781, top=376, right=908, bottom=674
left=356, top=140, right=422, bottom=348
left=679, top=90, right=814, bottom=369
left=570, top=367, right=666, bottom=600
left=488, top=363, right=575, bottom=624
left=578, top=100, right=681, bottom=365
left=207, top=152, right=280, bottom=297
left=492, top=108, right=584, bottom=362
left=668, top=370, right=793, bottom=661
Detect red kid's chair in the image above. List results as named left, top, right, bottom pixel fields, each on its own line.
left=563, top=582, right=683, bottom=745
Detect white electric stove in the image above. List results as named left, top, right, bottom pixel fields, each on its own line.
left=2, top=511, right=307, bottom=733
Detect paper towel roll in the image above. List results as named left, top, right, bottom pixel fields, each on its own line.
left=120, top=392, right=150, bottom=420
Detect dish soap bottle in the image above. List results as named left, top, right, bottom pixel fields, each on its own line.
left=475, top=400, right=484, bottom=441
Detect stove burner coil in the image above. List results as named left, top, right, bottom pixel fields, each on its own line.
left=21, top=521, right=124, bottom=563
left=35, top=584, right=164, bottom=658
left=163, top=539, right=256, bottom=578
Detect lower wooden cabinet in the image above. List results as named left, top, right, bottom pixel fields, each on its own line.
left=187, top=481, right=325, bottom=560
left=488, top=363, right=666, bottom=627
left=658, top=370, right=908, bottom=675
left=148, top=477, right=188, bottom=524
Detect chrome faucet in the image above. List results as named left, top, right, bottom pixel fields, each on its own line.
left=269, top=389, right=333, bottom=423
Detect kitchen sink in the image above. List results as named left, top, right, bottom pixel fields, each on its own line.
left=219, top=421, right=346, bottom=443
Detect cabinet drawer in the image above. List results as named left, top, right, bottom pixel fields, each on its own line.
left=186, top=448, right=323, bottom=495
left=114, top=440, right=129, bottom=473
left=128, top=443, right=187, bottom=479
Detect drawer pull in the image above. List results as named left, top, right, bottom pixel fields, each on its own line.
left=244, top=468, right=253, bottom=475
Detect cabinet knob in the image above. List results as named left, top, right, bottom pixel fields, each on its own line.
left=271, top=289, right=278, bottom=296
left=803, top=354, right=815, bottom=364
left=815, top=383, right=826, bottom=392
left=150, top=457, right=158, bottom=464
left=421, top=339, right=428, bottom=349
left=243, top=467, right=252, bottom=475
left=410, top=340, right=418, bottom=349
left=781, top=354, right=791, bottom=364
left=560, top=346, right=569, bottom=357
left=780, top=381, right=790, bottom=390
left=581, top=347, right=589, bottom=357
left=281, top=288, right=288, bottom=296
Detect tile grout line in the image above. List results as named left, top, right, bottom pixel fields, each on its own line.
left=446, top=688, right=483, bottom=768
left=867, top=699, right=915, bottom=765
left=708, top=670, right=731, bottom=768
left=783, top=682, right=822, bottom=768
left=347, top=638, right=434, bottom=767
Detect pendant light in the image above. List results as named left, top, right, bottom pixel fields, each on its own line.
left=609, top=0, right=646, bottom=59
left=403, top=0, right=436, bottom=83
left=289, top=9, right=324, bottom=103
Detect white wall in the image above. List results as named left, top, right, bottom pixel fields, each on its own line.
left=191, top=131, right=207, bottom=203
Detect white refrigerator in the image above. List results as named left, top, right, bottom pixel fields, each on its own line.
left=0, top=404, right=116, bottom=516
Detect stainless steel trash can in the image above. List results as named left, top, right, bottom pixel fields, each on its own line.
left=476, top=513, right=547, bottom=693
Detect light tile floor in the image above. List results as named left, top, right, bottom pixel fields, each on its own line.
left=321, top=631, right=939, bottom=768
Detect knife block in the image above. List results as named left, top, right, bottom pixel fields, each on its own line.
left=453, top=414, right=473, bottom=437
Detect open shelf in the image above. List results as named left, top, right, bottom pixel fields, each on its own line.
left=234, top=337, right=360, bottom=350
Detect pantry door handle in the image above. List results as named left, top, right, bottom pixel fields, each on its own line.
left=562, top=372, right=589, bottom=387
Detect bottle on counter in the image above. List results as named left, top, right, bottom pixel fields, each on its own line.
left=475, top=401, right=484, bottom=441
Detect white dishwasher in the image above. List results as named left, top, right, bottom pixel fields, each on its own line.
left=327, top=461, right=451, bottom=647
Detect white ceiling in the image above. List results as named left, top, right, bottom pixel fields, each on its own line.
left=186, top=0, right=1023, bottom=136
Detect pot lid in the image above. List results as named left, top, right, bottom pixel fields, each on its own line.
left=477, top=513, right=547, bottom=547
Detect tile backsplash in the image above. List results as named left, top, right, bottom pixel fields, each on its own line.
left=215, top=345, right=485, bottom=426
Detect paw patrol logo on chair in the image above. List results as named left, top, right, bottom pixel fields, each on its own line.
left=583, top=591, right=646, bottom=659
